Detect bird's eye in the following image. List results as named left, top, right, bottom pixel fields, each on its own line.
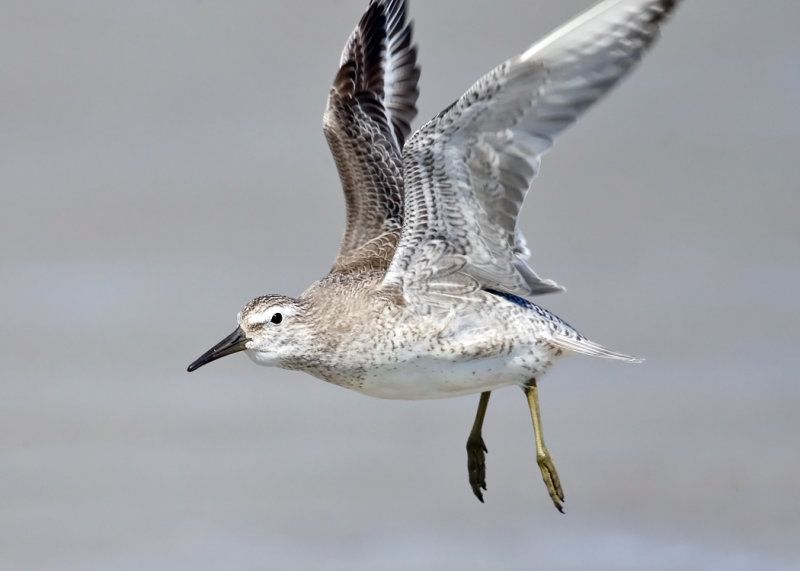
left=270, top=313, right=283, bottom=324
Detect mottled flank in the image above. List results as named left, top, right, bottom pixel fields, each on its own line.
left=189, top=0, right=681, bottom=511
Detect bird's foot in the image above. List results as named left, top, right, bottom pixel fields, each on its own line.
left=466, top=434, right=488, bottom=502
left=537, top=450, right=564, bottom=513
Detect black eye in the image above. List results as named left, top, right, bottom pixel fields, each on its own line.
left=270, top=313, right=283, bottom=324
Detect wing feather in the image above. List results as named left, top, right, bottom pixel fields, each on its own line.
left=383, top=0, right=679, bottom=304
left=323, top=0, right=420, bottom=274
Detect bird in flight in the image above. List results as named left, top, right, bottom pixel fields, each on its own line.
left=188, top=0, right=680, bottom=512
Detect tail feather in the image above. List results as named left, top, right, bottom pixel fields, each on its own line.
left=551, top=334, right=642, bottom=363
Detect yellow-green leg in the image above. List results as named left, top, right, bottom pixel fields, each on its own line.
left=466, top=391, right=491, bottom=502
left=524, top=379, right=565, bottom=513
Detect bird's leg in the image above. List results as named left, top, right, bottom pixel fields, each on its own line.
left=524, top=379, right=565, bottom=513
left=466, top=391, right=491, bottom=502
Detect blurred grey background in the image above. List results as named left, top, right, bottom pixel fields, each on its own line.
left=2, top=1, right=798, bottom=569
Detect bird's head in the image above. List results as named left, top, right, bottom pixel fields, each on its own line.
left=187, top=295, right=310, bottom=372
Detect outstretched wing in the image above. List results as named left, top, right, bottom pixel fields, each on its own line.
left=323, top=0, right=419, bottom=274
left=383, top=0, right=679, bottom=306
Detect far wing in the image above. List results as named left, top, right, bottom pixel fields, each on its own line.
left=383, top=0, right=679, bottom=304
left=323, top=0, right=419, bottom=274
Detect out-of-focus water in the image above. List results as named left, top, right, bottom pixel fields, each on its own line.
left=2, top=1, right=798, bottom=569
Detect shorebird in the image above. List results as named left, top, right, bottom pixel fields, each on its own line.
left=188, top=0, right=680, bottom=512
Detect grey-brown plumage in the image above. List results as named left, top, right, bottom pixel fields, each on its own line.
left=324, top=0, right=419, bottom=274
left=188, top=0, right=682, bottom=511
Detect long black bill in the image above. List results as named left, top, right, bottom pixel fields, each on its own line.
left=187, top=327, right=249, bottom=372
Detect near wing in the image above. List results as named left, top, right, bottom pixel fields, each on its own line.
left=383, top=0, right=679, bottom=304
left=323, top=0, right=420, bottom=274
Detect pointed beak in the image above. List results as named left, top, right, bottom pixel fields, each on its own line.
left=187, top=327, right=249, bottom=372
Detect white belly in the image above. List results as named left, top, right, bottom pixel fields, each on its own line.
left=355, top=349, right=557, bottom=400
